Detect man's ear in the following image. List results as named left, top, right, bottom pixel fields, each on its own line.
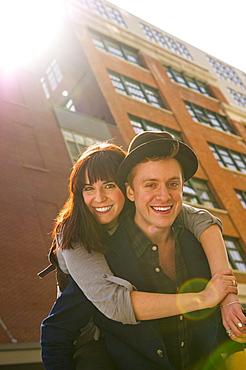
left=126, top=183, right=135, bottom=202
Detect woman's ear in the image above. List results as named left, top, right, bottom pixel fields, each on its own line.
left=126, top=183, right=135, bottom=202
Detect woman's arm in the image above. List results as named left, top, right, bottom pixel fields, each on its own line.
left=57, top=245, right=138, bottom=324
left=200, top=225, right=246, bottom=341
left=178, top=204, right=246, bottom=342
left=131, top=269, right=237, bottom=320
left=57, top=243, right=237, bottom=322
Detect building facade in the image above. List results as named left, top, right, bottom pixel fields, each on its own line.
left=1, top=0, right=246, bottom=366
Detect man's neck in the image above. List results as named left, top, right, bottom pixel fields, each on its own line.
left=135, top=221, right=173, bottom=246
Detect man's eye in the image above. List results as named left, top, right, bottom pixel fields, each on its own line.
left=169, top=182, right=179, bottom=188
left=145, top=183, right=155, bottom=188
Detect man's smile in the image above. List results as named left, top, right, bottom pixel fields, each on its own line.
left=151, top=205, right=173, bottom=212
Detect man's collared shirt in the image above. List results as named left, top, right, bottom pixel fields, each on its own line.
left=125, top=213, right=195, bottom=370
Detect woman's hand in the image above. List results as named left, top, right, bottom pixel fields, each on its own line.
left=220, top=293, right=246, bottom=343
left=201, top=269, right=238, bottom=308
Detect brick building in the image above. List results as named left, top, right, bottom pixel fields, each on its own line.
left=1, top=0, right=246, bottom=367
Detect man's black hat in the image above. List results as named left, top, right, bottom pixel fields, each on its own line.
left=117, top=131, right=198, bottom=190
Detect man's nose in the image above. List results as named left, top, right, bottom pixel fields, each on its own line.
left=155, top=185, right=171, bottom=201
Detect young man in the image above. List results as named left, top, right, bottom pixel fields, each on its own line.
left=41, top=132, right=242, bottom=370
left=89, top=131, right=237, bottom=369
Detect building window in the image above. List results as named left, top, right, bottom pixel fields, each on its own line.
left=177, top=42, right=192, bottom=60
left=235, top=189, right=246, bottom=209
left=153, top=30, right=169, bottom=48
left=129, top=115, right=181, bottom=139
left=106, top=6, right=126, bottom=28
left=166, top=66, right=213, bottom=97
left=62, top=129, right=102, bottom=162
left=91, top=31, right=143, bottom=66
left=228, top=88, right=246, bottom=107
left=183, top=178, right=220, bottom=209
left=165, top=36, right=182, bottom=55
left=40, top=77, right=50, bottom=99
left=185, top=102, right=235, bottom=134
left=224, top=237, right=246, bottom=272
left=76, top=0, right=90, bottom=10
left=65, top=99, right=76, bottom=112
left=209, top=143, right=246, bottom=174
left=81, top=0, right=126, bottom=27
left=90, top=0, right=108, bottom=18
left=140, top=24, right=192, bottom=60
left=207, top=56, right=245, bottom=89
left=140, top=23, right=156, bottom=42
left=108, top=71, right=165, bottom=108
left=45, top=59, right=63, bottom=91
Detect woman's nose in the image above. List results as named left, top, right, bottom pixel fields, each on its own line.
left=94, top=189, right=107, bottom=202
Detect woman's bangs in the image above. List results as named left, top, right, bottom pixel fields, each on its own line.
left=86, top=154, right=118, bottom=185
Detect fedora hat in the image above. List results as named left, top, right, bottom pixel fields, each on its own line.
left=117, top=131, right=198, bottom=190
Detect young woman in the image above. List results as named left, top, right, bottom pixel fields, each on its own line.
left=41, top=142, right=244, bottom=369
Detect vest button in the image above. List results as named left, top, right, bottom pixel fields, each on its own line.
left=157, top=349, right=164, bottom=357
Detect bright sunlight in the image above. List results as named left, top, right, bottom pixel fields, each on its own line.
left=0, top=0, right=65, bottom=71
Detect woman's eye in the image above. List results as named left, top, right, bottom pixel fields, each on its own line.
left=83, top=186, right=93, bottom=192
left=105, top=182, right=116, bottom=189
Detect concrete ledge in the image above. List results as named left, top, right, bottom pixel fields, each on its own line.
left=0, top=343, right=41, bottom=365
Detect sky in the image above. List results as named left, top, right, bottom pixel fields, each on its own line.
left=108, top=0, right=246, bottom=73
left=0, top=0, right=245, bottom=73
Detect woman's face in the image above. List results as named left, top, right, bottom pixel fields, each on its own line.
left=82, top=173, right=125, bottom=230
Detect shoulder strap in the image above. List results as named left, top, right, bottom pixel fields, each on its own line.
left=37, top=239, right=69, bottom=292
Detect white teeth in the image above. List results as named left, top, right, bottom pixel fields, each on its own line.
left=152, top=206, right=172, bottom=211
left=95, top=206, right=112, bottom=213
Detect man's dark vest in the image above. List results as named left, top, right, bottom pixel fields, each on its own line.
left=93, top=221, right=224, bottom=370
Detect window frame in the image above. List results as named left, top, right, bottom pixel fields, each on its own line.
left=209, top=143, right=246, bottom=173
left=224, top=236, right=246, bottom=272
left=166, top=66, right=213, bottom=97
left=91, top=31, right=143, bottom=66
left=140, top=24, right=192, bottom=60
left=235, top=189, right=246, bottom=209
left=228, top=88, right=246, bottom=107
left=207, top=56, right=245, bottom=89
left=186, top=102, right=235, bottom=134
left=62, top=129, right=102, bottom=162
left=129, top=114, right=181, bottom=139
left=183, top=178, right=220, bottom=209
left=108, top=71, right=165, bottom=108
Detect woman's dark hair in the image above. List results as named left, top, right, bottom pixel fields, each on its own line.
left=53, top=143, right=126, bottom=253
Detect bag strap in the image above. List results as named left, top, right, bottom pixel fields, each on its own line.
left=37, top=239, right=57, bottom=278
left=37, top=239, right=69, bottom=292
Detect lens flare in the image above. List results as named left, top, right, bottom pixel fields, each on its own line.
left=177, top=277, right=216, bottom=320
left=148, top=224, right=157, bottom=233
left=0, top=0, right=65, bottom=71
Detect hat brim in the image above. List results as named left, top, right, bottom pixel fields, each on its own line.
left=117, top=139, right=198, bottom=192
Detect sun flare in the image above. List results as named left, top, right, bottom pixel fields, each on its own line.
left=0, top=0, right=65, bottom=71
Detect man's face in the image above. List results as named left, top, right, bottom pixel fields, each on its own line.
left=126, top=158, right=184, bottom=236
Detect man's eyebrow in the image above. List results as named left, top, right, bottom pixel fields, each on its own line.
left=141, top=176, right=181, bottom=182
